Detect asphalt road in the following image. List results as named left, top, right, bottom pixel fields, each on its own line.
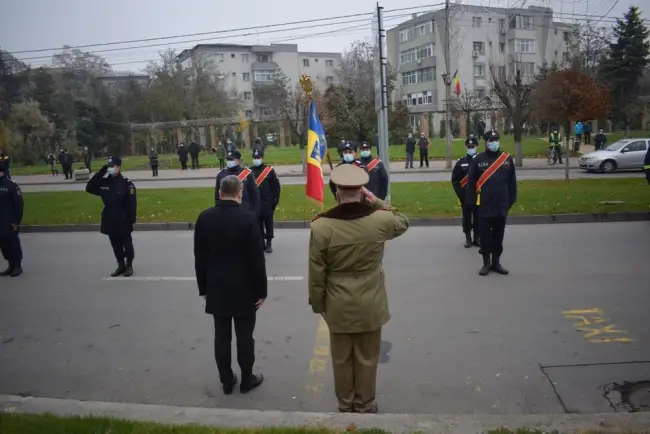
left=20, top=169, right=644, bottom=193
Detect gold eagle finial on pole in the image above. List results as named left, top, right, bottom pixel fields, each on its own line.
left=299, top=74, right=314, bottom=97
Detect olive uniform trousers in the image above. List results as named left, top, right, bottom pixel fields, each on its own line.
left=329, top=328, right=382, bottom=412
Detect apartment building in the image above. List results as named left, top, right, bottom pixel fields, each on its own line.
left=386, top=5, right=575, bottom=132
left=177, top=43, right=341, bottom=120
left=95, top=71, right=149, bottom=93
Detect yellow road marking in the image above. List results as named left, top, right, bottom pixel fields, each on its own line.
left=306, top=316, right=330, bottom=395
left=562, top=308, right=635, bottom=343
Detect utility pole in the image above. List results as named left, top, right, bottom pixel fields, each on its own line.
left=373, top=2, right=391, bottom=202
left=443, top=0, right=453, bottom=169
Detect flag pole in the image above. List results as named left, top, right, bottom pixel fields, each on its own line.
left=299, top=74, right=333, bottom=170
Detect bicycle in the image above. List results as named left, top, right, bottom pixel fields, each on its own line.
left=547, top=146, right=559, bottom=165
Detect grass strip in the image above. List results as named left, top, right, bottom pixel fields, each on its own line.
left=21, top=179, right=649, bottom=226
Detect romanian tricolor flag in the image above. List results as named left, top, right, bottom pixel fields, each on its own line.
left=452, top=70, right=461, bottom=96
left=305, top=99, right=328, bottom=206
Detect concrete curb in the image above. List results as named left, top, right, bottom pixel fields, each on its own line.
left=1, top=395, right=649, bottom=433
left=16, top=165, right=570, bottom=186
left=19, top=212, right=650, bottom=234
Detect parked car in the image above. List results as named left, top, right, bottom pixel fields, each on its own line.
left=578, top=138, right=649, bottom=173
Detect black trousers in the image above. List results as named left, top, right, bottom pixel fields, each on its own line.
left=213, top=314, right=256, bottom=385
left=478, top=216, right=507, bottom=259
left=259, top=214, right=274, bottom=241
left=151, top=165, right=159, bottom=176
left=108, top=234, right=134, bottom=266
left=584, top=132, right=591, bottom=145
left=180, top=160, right=188, bottom=170
left=63, top=165, right=72, bottom=179
left=461, top=204, right=479, bottom=235
left=191, top=155, right=199, bottom=169
left=419, top=148, right=429, bottom=167
left=0, top=232, right=23, bottom=266
left=85, top=162, right=92, bottom=172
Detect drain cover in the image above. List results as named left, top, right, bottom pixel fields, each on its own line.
left=605, top=381, right=650, bottom=412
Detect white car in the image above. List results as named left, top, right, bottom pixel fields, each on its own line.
left=578, top=138, right=650, bottom=173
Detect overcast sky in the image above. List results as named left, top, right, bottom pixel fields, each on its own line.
left=1, top=0, right=639, bottom=73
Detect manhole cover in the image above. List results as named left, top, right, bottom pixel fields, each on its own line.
left=605, top=381, right=650, bottom=412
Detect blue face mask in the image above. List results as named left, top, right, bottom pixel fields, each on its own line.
left=107, top=167, right=117, bottom=176
left=360, top=150, right=371, bottom=158
left=466, top=147, right=477, bottom=156
left=226, top=160, right=237, bottom=169
left=343, top=154, right=355, bottom=163
left=487, top=141, right=500, bottom=152
left=253, top=159, right=262, bottom=167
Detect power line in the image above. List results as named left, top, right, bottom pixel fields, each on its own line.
left=7, top=3, right=444, bottom=55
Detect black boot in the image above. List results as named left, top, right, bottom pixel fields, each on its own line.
left=491, top=257, right=509, bottom=275
left=464, top=233, right=472, bottom=248
left=240, top=373, right=264, bottom=393
left=123, top=259, right=134, bottom=277
left=479, top=254, right=491, bottom=276
left=111, top=263, right=126, bottom=277
left=223, top=373, right=238, bottom=395
left=472, top=231, right=480, bottom=247
left=9, top=264, right=23, bottom=277
left=0, top=264, right=13, bottom=277
left=265, top=240, right=273, bottom=253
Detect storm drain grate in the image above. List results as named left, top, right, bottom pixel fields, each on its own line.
left=604, top=381, right=650, bottom=412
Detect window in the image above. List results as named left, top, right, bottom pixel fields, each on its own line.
left=243, top=72, right=251, bottom=82
left=399, top=44, right=433, bottom=65
left=254, top=71, right=275, bottom=81
left=473, top=42, right=485, bottom=55
left=399, top=21, right=432, bottom=42
left=563, top=31, right=570, bottom=42
left=244, top=109, right=253, bottom=118
left=499, top=42, right=505, bottom=53
left=242, top=54, right=249, bottom=63
left=497, top=65, right=506, bottom=80
left=562, top=51, right=570, bottom=62
left=519, top=62, right=535, bottom=77
left=416, top=44, right=433, bottom=60
left=513, top=38, right=536, bottom=53
left=303, top=58, right=310, bottom=67
left=326, top=76, right=334, bottom=85
left=472, top=17, right=482, bottom=28
left=499, top=19, right=505, bottom=30
left=403, top=91, right=433, bottom=107
left=623, top=141, right=647, bottom=152
left=213, top=53, right=224, bottom=62
left=231, top=72, right=236, bottom=78
left=399, top=27, right=414, bottom=42
left=257, top=54, right=269, bottom=62
left=401, top=67, right=435, bottom=85
left=243, top=91, right=252, bottom=100
left=475, top=88, right=486, bottom=99
left=325, top=59, right=334, bottom=67
left=522, top=15, right=533, bottom=29
left=473, top=64, right=485, bottom=77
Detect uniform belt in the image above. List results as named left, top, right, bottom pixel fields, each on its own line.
left=328, top=268, right=379, bottom=277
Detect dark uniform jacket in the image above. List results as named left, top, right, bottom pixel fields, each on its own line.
left=215, top=166, right=260, bottom=216
left=359, top=156, right=389, bottom=200
left=451, top=154, right=476, bottom=202
left=594, top=133, right=607, bottom=147
left=149, top=151, right=159, bottom=166
left=58, top=151, right=67, bottom=166
left=0, top=177, right=23, bottom=236
left=177, top=146, right=188, bottom=162
left=85, top=167, right=137, bottom=236
left=194, top=200, right=268, bottom=316
left=188, top=142, right=200, bottom=156
left=644, top=145, right=650, bottom=185
left=250, top=164, right=281, bottom=217
left=329, top=160, right=366, bottom=197
left=405, top=137, right=416, bottom=153
left=466, top=150, right=517, bottom=218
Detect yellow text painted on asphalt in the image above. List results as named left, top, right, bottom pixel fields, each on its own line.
left=562, top=308, right=635, bottom=343
left=306, top=316, right=330, bottom=393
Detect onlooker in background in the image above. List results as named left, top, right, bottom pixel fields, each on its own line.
left=189, top=141, right=201, bottom=170
left=178, top=143, right=188, bottom=170
left=58, top=148, right=68, bottom=179
left=216, top=141, right=226, bottom=170
left=594, top=128, right=607, bottom=151
left=149, top=148, right=159, bottom=177
left=405, top=133, right=415, bottom=169
left=47, top=152, right=58, bottom=176
left=82, top=146, right=92, bottom=172
left=583, top=121, right=593, bottom=145
left=418, top=132, right=430, bottom=168
left=253, top=137, right=265, bottom=153
left=574, top=121, right=584, bottom=143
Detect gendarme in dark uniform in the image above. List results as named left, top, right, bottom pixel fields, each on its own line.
left=466, top=130, right=517, bottom=276
left=358, top=143, right=388, bottom=200
left=85, top=156, right=138, bottom=277
left=0, top=159, right=24, bottom=277
left=451, top=135, right=480, bottom=248
left=329, top=143, right=366, bottom=197
left=215, top=150, right=259, bottom=216
left=250, top=149, right=281, bottom=253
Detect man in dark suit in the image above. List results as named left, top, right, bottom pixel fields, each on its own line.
left=194, top=175, right=267, bottom=395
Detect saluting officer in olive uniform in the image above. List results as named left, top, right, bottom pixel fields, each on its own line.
left=0, top=159, right=24, bottom=277
left=358, top=143, right=388, bottom=200
left=250, top=149, right=281, bottom=253
left=452, top=135, right=480, bottom=248
left=329, top=143, right=365, bottom=197
left=85, top=156, right=138, bottom=277
left=466, top=130, right=517, bottom=276
left=309, top=164, right=410, bottom=413
left=215, top=150, right=259, bottom=216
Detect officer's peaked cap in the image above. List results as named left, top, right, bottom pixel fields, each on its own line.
left=107, top=156, right=122, bottom=166
left=252, top=149, right=263, bottom=158
left=465, top=136, right=479, bottom=146
left=484, top=130, right=500, bottom=141
left=330, top=163, right=369, bottom=188
left=227, top=150, right=242, bottom=160
left=342, top=143, right=355, bottom=151
left=360, top=142, right=371, bottom=149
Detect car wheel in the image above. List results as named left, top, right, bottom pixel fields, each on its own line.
left=600, top=160, right=617, bottom=173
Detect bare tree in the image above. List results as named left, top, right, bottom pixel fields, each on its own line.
left=566, top=22, right=612, bottom=76
left=489, top=62, right=534, bottom=167
left=451, top=87, right=492, bottom=137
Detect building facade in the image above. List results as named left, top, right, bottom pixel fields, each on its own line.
left=386, top=5, right=575, bottom=134
left=177, top=43, right=341, bottom=121
left=95, top=71, right=149, bottom=94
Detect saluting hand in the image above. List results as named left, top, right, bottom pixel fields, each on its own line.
left=361, top=187, right=377, bottom=205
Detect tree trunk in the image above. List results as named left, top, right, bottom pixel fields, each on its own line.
left=465, top=112, right=471, bottom=137
left=513, top=123, right=523, bottom=167
left=564, top=120, right=571, bottom=182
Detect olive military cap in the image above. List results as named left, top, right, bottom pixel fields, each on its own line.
left=330, top=163, right=369, bottom=188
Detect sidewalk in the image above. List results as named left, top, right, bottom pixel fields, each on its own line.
left=14, top=158, right=567, bottom=186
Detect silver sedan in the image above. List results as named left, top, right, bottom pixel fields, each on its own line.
left=579, top=138, right=650, bottom=173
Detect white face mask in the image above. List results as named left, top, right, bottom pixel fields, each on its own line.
left=226, top=160, right=237, bottom=169
left=107, top=167, right=118, bottom=176
left=253, top=159, right=262, bottom=167
left=360, top=150, right=371, bottom=158
left=466, top=147, right=477, bottom=156
left=343, top=154, right=354, bottom=163
left=487, top=141, right=500, bottom=152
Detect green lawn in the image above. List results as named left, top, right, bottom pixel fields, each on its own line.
left=21, top=179, right=649, bottom=226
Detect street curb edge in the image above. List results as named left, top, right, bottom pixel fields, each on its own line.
left=19, top=212, right=650, bottom=233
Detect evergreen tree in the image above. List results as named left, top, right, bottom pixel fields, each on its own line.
left=600, top=6, right=650, bottom=130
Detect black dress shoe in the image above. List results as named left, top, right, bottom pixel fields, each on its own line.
left=0, top=265, right=13, bottom=277
left=123, top=266, right=134, bottom=277
left=111, top=265, right=126, bottom=277
left=223, top=374, right=238, bottom=395
left=9, top=266, right=23, bottom=277
left=464, top=234, right=472, bottom=248
left=240, top=374, right=264, bottom=393
left=479, top=255, right=491, bottom=276
left=491, top=262, right=509, bottom=275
